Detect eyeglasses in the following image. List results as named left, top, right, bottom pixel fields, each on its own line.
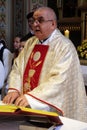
left=33, top=16, right=53, bottom=24
left=28, top=19, right=34, bottom=24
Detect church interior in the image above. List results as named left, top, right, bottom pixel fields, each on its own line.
left=0, top=0, right=87, bottom=88
left=0, top=0, right=87, bottom=50
left=0, top=0, right=87, bottom=93
left=0, top=0, right=87, bottom=130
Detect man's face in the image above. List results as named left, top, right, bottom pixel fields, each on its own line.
left=33, top=10, right=55, bottom=40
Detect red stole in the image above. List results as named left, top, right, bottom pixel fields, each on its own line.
left=23, top=44, right=49, bottom=94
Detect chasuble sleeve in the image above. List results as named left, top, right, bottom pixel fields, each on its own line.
left=25, top=94, right=51, bottom=111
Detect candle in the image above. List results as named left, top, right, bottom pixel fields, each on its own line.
left=64, top=30, right=69, bottom=38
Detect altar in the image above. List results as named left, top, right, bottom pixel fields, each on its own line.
left=0, top=116, right=87, bottom=130
left=55, top=116, right=87, bottom=130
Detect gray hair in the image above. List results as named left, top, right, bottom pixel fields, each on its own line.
left=34, top=6, right=57, bottom=22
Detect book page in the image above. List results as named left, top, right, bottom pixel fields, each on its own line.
left=0, top=100, right=6, bottom=105
left=0, top=101, right=17, bottom=112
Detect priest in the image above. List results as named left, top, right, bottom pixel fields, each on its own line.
left=3, top=7, right=87, bottom=123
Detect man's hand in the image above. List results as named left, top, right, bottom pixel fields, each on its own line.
left=14, top=95, right=29, bottom=107
left=3, top=91, right=20, bottom=104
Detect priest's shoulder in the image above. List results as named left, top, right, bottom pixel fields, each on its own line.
left=26, top=36, right=38, bottom=45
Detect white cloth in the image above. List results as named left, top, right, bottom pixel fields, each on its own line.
left=8, top=29, right=87, bottom=122
left=0, top=61, right=5, bottom=89
left=3, top=48, right=13, bottom=80
left=55, top=116, right=87, bottom=130
left=25, top=94, right=51, bottom=111
left=0, top=44, right=3, bottom=49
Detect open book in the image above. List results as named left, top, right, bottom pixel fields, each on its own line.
left=0, top=101, right=63, bottom=126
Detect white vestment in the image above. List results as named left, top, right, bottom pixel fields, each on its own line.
left=0, top=61, right=5, bottom=89
left=3, top=48, right=13, bottom=80
left=8, top=29, right=87, bottom=122
left=0, top=44, right=13, bottom=90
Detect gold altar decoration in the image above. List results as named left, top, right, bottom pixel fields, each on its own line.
left=77, top=39, right=87, bottom=59
left=77, top=39, right=87, bottom=65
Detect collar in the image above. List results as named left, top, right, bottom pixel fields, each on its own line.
left=0, top=43, right=3, bottom=49
left=39, top=38, right=48, bottom=44
left=39, top=29, right=57, bottom=44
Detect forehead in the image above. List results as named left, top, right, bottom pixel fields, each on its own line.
left=14, top=37, right=20, bottom=42
left=33, top=9, right=48, bottom=18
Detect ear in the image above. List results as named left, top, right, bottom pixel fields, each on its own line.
left=51, top=20, right=57, bottom=28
